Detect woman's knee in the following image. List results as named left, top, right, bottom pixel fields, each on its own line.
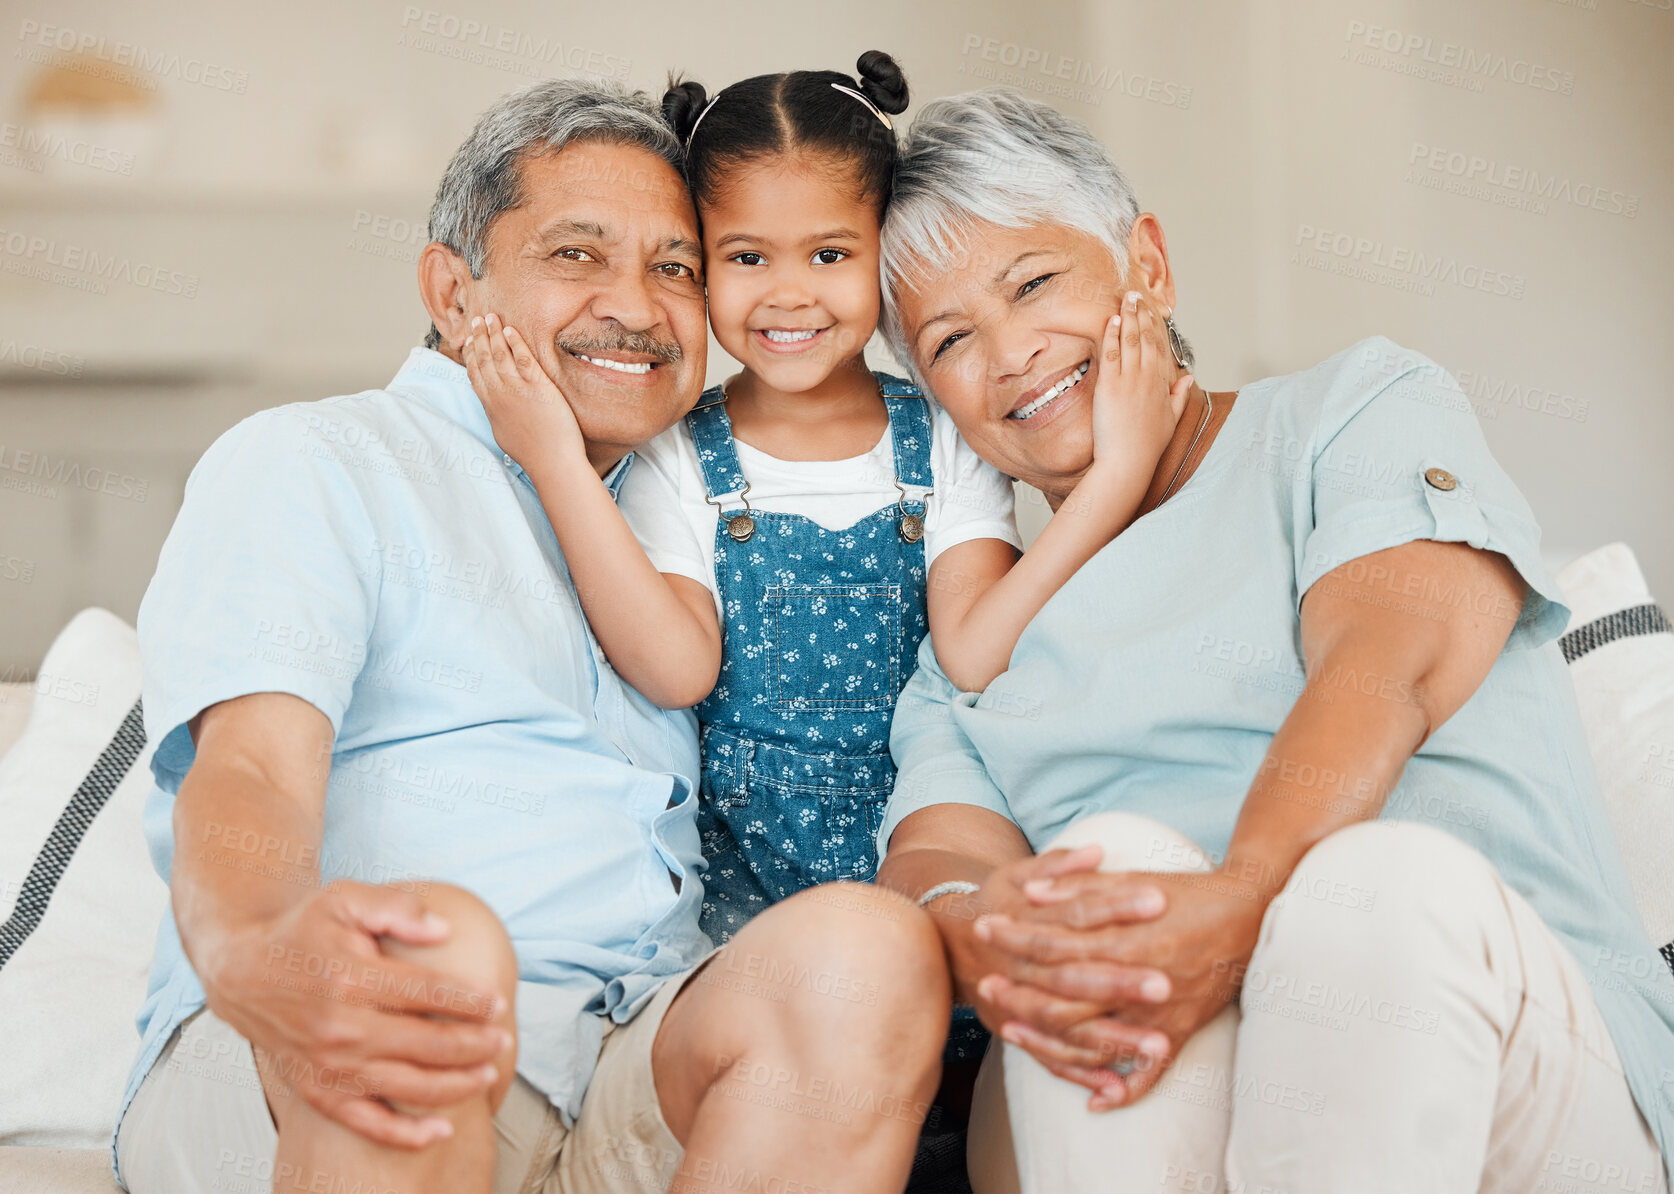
left=1256, top=819, right=1503, bottom=981
left=1046, top=811, right=1214, bottom=875
left=1284, top=819, right=1495, bottom=917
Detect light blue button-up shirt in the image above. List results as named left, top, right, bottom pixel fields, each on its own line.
left=884, top=337, right=1674, bottom=1187
left=116, top=348, right=709, bottom=1178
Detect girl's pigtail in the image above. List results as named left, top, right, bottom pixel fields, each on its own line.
left=855, top=51, right=909, bottom=117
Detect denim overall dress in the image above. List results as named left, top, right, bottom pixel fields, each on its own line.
left=686, top=372, right=933, bottom=946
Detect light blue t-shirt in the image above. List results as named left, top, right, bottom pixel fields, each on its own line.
left=883, top=337, right=1674, bottom=1183
left=116, top=348, right=710, bottom=1179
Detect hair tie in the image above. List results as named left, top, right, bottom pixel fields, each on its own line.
left=685, top=95, right=720, bottom=150
left=829, top=83, right=894, bottom=130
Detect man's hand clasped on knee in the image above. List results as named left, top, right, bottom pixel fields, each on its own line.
left=204, top=880, right=508, bottom=1149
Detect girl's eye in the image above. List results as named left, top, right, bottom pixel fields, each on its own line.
left=931, top=332, right=967, bottom=364
left=1018, top=273, right=1056, bottom=298
left=812, top=248, right=848, bottom=266
left=729, top=251, right=765, bottom=267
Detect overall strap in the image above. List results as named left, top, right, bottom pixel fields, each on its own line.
left=878, top=373, right=934, bottom=493
left=683, top=386, right=750, bottom=503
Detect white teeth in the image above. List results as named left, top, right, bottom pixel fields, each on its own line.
left=577, top=354, right=653, bottom=374
left=762, top=329, right=819, bottom=343
left=1009, top=362, right=1089, bottom=420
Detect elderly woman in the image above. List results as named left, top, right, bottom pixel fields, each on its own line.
left=873, top=88, right=1674, bottom=1194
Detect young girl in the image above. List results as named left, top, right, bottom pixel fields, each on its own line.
left=464, top=54, right=1191, bottom=948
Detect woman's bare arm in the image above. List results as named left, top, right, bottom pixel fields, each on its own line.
left=1220, top=537, right=1526, bottom=884
left=973, top=538, right=1529, bottom=1104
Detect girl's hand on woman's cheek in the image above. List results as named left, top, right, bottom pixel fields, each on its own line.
left=1088, top=291, right=1192, bottom=489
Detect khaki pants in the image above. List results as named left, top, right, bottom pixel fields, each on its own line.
left=117, top=963, right=702, bottom=1194
left=966, top=812, right=1666, bottom=1194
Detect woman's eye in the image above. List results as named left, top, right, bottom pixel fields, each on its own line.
left=812, top=248, right=848, bottom=266
left=1018, top=273, right=1056, bottom=297
left=931, top=332, right=966, bottom=363
left=729, top=251, right=765, bottom=266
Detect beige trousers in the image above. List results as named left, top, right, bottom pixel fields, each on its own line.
left=117, top=961, right=701, bottom=1194
left=966, top=812, right=1666, bottom=1194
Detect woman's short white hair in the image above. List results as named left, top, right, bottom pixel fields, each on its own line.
left=880, top=87, right=1187, bottom=379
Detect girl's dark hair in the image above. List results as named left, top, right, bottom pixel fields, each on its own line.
left=662, top=51, right=909, bottom=214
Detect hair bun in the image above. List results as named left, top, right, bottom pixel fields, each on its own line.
left=661, top=76, right=709, bottom=142
left=855, top=50, right=908, bottom=116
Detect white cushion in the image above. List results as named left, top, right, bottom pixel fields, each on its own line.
left=1555, top=544, right=1674, bottom=967
left=0, top=682, right=34, bottom=762
left=0, top=609, right=168, bottom=1148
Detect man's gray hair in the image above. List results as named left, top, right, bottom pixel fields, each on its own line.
left=879, top=87, right=1190, bottom=379
left=423, top=78, right=683, bottom=349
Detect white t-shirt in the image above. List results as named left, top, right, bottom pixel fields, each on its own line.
left=618, top=401, right=1021, bottom=617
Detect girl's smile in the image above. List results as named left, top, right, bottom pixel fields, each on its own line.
left=753, top=325, right=834, bottom=353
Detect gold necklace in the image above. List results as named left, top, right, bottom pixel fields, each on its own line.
left=1155, top=388, right=1213, bottom=505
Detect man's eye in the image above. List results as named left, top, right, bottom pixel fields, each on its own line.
left=812, top=248, right=848, bottom=266
left=555, top=247, right=595, bottom=262
left=1018, top=273, right=1056, bottom=297
left=931, top=332, right=966, bottom=363
left=656, top=262, right=695, bottom=278
left=729, top=251, right=765, bottom=266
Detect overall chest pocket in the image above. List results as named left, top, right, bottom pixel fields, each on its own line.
left=768, top=583, right=901, bottom=712
left=706, top=740, right=894, bottom=895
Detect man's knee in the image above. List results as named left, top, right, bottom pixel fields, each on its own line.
left=1047, top=811, right=1214, bottom=875
left=379, top=882, right=519, bottom=1006
left=375, top=883, right=518, bottom=1111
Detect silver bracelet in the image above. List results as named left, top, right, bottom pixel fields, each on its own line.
left=917, top=880, right=981, bottom=908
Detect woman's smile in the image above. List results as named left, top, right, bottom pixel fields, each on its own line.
left=1008, top=360, right=1090, bottom=422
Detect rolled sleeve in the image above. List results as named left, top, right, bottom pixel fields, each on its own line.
left=880, top=639, right=1017, bottom=857
left=137, top=406, right=379, bottom=790
left=1295, top=341, right=1569, bottom=649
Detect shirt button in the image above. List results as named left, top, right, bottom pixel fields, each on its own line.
left=503, top=453, right=514, bottom=467
left=1424, top=467, right=1458, bottom=491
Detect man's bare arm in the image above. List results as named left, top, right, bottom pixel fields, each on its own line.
left=173, top=692, right=507, bottom=1148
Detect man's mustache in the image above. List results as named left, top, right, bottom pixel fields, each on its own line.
left=556, top=330, right=683, bottom=364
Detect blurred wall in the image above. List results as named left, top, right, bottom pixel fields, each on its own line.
left=0, top=0, right=1668, bottom=672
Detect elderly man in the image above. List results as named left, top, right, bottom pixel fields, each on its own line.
left=112, top=80, right=946, bottom=1194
